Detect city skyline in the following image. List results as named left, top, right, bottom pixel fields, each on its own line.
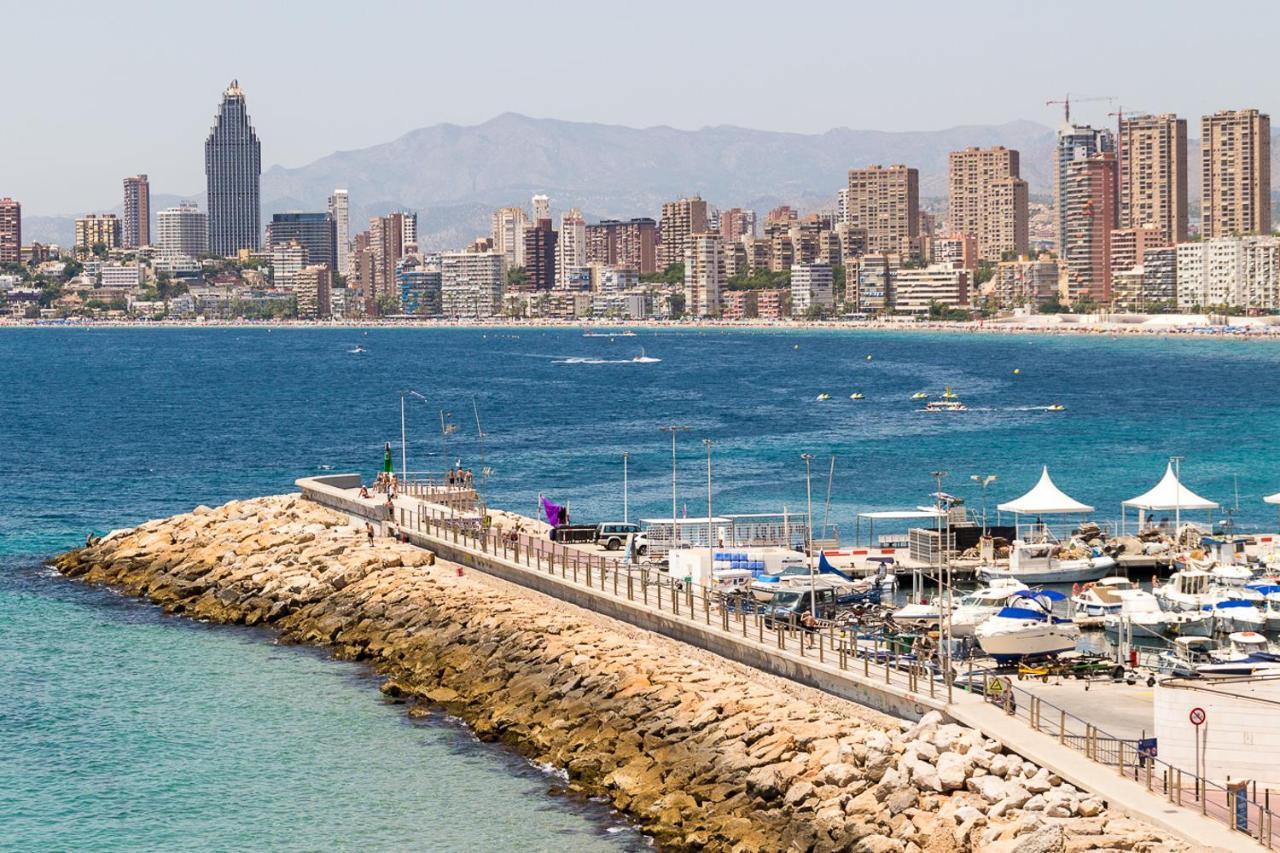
left=6, top=0, right=1280, bottom=212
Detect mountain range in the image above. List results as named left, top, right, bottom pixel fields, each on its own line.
left=22, top=113, right=1280, bottom=250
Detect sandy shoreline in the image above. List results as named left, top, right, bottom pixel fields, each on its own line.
left=5, top=314, right=1280, bottom=340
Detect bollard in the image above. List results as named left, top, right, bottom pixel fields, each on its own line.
left=1060, top=710, right=1066, bottom=745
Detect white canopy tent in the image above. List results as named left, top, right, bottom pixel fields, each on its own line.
left=996, top=466, right=1094, bottom=537
left=1121, top=462, right=1218, bottom=533
left=997, top=467, right=1094, bottom=515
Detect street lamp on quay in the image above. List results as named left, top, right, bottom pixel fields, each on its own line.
left=970, top=473, right=997, bottom=534
left=932, top=469, right=954, bottom=703
left=398, top=389, right=429, bottom=483
left=622, top=452, right=630, bottom=524
left=659, top=425, right=690, bottom=548
left=802, top=453, right=816, bottom=618
left=703, top=439, right=715, bottom=548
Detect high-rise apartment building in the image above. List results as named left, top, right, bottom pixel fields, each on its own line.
left=400, top=211, right=418, bottom=251
left=328, top=190, right=350, bottom=276
left=556, top=208, right=586, bottom=288
left=293, top=265, right=333, bottom=319
left=790, top=263, right=834, bottom=317
left=993, top=255, right=1060, bottom=309
left=845, top=165, right=919, bottom=255
left=75, top=214, right=122, bottom=251
left=204, top=80, right=261, bottom=255
left=271, top=240, right=307, bottom=290
left=719, top=208, right=755, bottom=243
left=585, top=218, right=657, bottom=274
left=267, top=212, right=337, bottom=270
left=1201, top=109, right=1271, bottom=238
left=683, top=232, right=723, bottom=317
left=397, top=256, right=443, bottom=317
left=1118, top=114, right=1187, bottom=243
left=490, top=206, right=530, bottom=269
left=947, top=147, right=1028, bottom=262
left=349, top=212, right=409, bottom=314
left=659, top=196, right=708, bottom=270
left=441, top=250, right=504, bottom=318
left=1055, top=125, right=1114, bottom=252
left=1109, top=226, right=1169, bottom=281
left=523, top=218, right=557, bottom=290
left=0, top=198, right=20, bottom=263
left=1063, top=153, right=1118, bottom=304
left=531, top=194, right=551, bottom=223
left=122, top=175, right=150, bottom=248
left=155, top=203, right=208, bottom=258
left=1176, top=237, right=1280, bottom=309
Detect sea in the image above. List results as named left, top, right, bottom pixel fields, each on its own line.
left=4, top=325, right=1280, bottom=850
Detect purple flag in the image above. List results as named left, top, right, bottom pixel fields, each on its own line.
left=542, top=497, right=566, bottom=527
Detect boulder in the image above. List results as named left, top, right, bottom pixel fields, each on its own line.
left=935, top=752, right=967, bottom=792
left=1013, top=823, right=1065, bottom=853
left=823, top=762, right=859, bottom=787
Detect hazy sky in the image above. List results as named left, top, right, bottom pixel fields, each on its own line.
left=4, top=0, right=1278, bottom=214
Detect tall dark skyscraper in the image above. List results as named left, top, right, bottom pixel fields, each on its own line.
left=267, top=212, right=337, bottom=270
left=204, top=80, right=261, bottom=256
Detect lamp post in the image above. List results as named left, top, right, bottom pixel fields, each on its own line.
left=933, top=469, right=952, bottom=704
left=659, top=425, right=690, bottom=550
left=970, top=473, right=997, bottom=534
left=802, top=453, right=816, bottom=617
left=622, top=452, right=630, bottom=524
left=399, top=389, right=428, bottom=483
left=703, top=439, right=715, bottom=548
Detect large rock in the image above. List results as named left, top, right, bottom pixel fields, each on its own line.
left=935, top=752, right=967, bottom=791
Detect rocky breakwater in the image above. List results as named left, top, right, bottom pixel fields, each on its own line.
left=53, top=494, right=1189, bottom=853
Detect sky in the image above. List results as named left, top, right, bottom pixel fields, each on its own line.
left=3, top=0, right=1279, bottom=214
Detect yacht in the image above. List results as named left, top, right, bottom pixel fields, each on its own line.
left=1102, top=589, right=1211, bottom=643
left=975, top=591, right=1079, bottom=662
left=1206, top=599, right=1266, bottom=634
left=1071, top=576, right=1138, bottom=617
left=979, top=540, right=1116, bottom=584
left=1160, top=633, right=1280, bottom=677
left=950, top=579, right=1030, bottom=637
left=1154, top=570, right=1223, bottom=612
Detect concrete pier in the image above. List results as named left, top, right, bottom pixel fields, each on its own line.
left=297, top=473, right=1267, bottom=851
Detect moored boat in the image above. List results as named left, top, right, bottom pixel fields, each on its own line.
left=979, top=541, right=1116, bottom=585
left=975, top=590, right=1078, bottom=662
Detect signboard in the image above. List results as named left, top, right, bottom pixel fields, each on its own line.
left=1189, top=706, right=1206, bottom=726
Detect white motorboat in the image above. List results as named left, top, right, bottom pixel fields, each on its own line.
left=979, top=541, right=1116, bottom=585
left=1250, top=585, right=1280, bottom=632
left=892, top=601, right=941, bottom=627
left=922, top=399, right=967, bottom=412
left=975, top=591, right=1079, bottom=662
left=1071, top=576, right=1138, bottom=617
left=1206, top=599, right=1266, bottom=634
left=1209, top=562, right=1255, bottom=587
left=950, top=579, right=1030, bottom=637
left=1162, top=633, right=1280, bottom=677
left=1102, top=589, right=1212, bottom=642
left=1155, top=570, right=1224, bottom=613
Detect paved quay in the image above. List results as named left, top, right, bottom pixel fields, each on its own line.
left=299, top=473, right=1269, bottom=851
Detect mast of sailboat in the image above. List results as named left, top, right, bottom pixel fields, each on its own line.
left=822, top=455, right=836, bottom=542
left=472, top=397, right=488, bottom=485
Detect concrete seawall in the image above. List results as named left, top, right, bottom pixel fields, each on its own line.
left=53, top=494, right=1201, bottom=852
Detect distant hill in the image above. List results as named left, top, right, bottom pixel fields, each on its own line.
left=24, top=114, right=1280, bottom=250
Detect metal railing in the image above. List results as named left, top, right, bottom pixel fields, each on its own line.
left=392, top=496, right=1276, bottom=846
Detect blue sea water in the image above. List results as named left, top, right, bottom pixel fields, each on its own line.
left=3, top=326, right=1280, bottom=849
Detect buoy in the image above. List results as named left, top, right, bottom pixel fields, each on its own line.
left=793, top=344, right=800, bottom=350
left=1013, top=368, right=1020, bottom=375
left=866, top=355, right=873, bottom=361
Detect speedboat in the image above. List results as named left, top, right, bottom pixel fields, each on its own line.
left=1247, top=584, right=1280, bottom=632
left=632, top=348, right=660, bottom=363
left=850, top=392, right=865, bottom=400
left=975, top=590, right=1079, bottom=662
left=1046, top=404, right=1066, bottom=412
left=950, top=578, right=1030, bottom=637
left=1103, top=589, right=1212, bottom=643
left=1205, top=599, right=1265, bottom=634
left=348, top=345, right=366, bottom=354
left=922, top=399, right=967, bottom=412
left=891, top=601, right=940, bottom=627
left=1154, top=570, right=1223, bottom=613
left=1071, top=576, right=1137, bottom=617
left=1209, top=563, right=1255, bottom=587
left=816, top=393, right=831, bottom=401
left=911, top=391, right=928, bottom=400
left=1162, top=633, right=1280, bottom=677
left=979, top=541, right=1116, bottom=585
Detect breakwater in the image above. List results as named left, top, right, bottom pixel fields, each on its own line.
left=53, top=494, right=1191, bottom=851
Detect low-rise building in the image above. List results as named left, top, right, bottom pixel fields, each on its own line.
left=720, top=289, right=758, bottom=320
left=99, top=263, right=142, bottom=290
left=756, top=288, right=791, bottom=320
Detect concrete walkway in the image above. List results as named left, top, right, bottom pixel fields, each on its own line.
left=299, top=474, right=1265, bottom=852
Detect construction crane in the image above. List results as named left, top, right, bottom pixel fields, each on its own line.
left=1046, top=94, right=1116, bottom=125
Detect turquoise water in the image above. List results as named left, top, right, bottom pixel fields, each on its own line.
left=4, top=326, right=1280, bottom=849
